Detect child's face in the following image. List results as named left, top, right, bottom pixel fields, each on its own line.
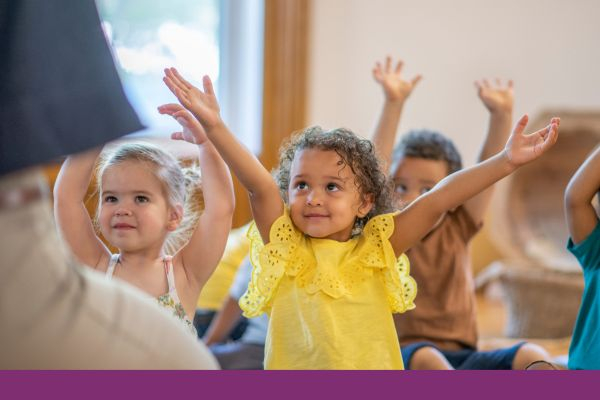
left=392, top=157, right=449, bottom=208
left=98, top=161, right=181, bottom=253
left=287, top=148, right=373, bottom=242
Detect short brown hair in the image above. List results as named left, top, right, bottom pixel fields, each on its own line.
left=391, top=129, right=462, bottom=176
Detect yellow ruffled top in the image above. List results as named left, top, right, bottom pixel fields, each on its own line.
left=239, top=209, right=417, bottom=370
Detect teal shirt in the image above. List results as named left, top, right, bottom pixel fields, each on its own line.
left=567, top=220, right=600, bottom=370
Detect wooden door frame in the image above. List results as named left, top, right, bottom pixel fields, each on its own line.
left=233, top=0, right=310, bottom=226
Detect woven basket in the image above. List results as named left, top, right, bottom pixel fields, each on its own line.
left=499, top=264, right=583, bottom=338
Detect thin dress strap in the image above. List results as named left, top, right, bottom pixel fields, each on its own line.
left=105, top=254, right=120, bottom=279
left=163, top=255, right=181, bottom=303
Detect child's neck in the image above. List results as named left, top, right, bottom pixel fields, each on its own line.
left=117, top=249, right=166, bottom=271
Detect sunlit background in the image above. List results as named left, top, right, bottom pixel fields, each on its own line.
left=96, top=0, right=264, bottom=153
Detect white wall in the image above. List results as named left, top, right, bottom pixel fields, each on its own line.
left=307, top=0, right=600, bottom=165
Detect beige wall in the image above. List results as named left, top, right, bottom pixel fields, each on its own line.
left=306, top=0, right=600, bottom=273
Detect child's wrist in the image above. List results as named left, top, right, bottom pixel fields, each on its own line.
left=489, top=106, right=513, bottom=117
left=500, top=149, right=520, bottom=171
left=203, top=117, right=226, bottom=134
left=384, top=98, right=406, bottom=108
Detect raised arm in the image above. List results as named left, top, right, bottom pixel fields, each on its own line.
left=203, top=296, right=243, bottom=346
left=162, top=68, right=283, bottom=243
left=463, top=78, right=514, bottom=224
left=565, top=146, right=600, bottom=244
left=390, top=115, right=560, bottom=256
left=53, top=147, right=111, bottom=268
left=371, top=56, right=422, bottom=169
left=158, top=103, right=235, bottom=286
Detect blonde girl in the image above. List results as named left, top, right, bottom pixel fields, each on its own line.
left=54, top=104, right=234, bottom=334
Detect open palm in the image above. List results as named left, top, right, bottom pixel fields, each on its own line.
left=372, top=56, right=422, bottom=102
left=163, top=68, right=222, bottom=130
left=505, top=115, right=560, bottom=166
left=475, top=78, right=513, bottom=113
left=157, top=103, right=208, bottom=145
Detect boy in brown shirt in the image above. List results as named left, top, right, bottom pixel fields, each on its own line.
left=371, top=57, right=551, bottom=369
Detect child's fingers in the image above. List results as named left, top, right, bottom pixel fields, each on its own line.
left=163, top=76, right=183, bottom=97
left=373, top=70, right=383, bottom=82
left=372, top=67, right=381, bottom=81
left=203, top=75, right=215, bottom=96
left=172, top=85, right=190, bottom=106
left=532, top=118, right=560, bottom=140
left=173, top=110, right=193, bottom=122
left=157, top=103, right=183, bottom=115
left=171, top=132, right=185, bottom=141
left=395, top=60, right=404, bottom=74
left=385, top=56, right=392, bottom=72
left=169, top=67, right=193, bottom=90
left=411, top=74, right=422, bottom=86
left=507, top=79, right=514, bottom=89
left=539, top=122, right=559, bottom=153
left=512, top=114, right=529, bottom=136
left=164, top=68, right=190, bottom=94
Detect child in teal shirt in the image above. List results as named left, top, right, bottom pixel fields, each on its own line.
left=565, top=145, right=600, bottom=370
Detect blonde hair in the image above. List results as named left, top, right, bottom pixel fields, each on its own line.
left=96, top=142, right=203, bottom=254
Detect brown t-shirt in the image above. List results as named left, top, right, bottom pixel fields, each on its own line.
left=394, top=206, right=482, bottom=350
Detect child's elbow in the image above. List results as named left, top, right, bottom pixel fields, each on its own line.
left=564, top=183, right=586, bottom=212
left=215, top=193, right=236, bottom=218
left=52, top=181, right=66, bottom=205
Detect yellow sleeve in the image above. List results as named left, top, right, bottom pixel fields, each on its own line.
left=360, top=212, right=417, bottom=313
left=239, top=209, right=304, bottom=317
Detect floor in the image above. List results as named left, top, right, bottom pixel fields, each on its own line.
left=476, top=290, right=571, bottom=359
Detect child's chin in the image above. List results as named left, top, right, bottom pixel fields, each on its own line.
left=304, top=228, right=332, bottom=239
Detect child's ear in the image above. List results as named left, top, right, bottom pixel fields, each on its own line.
left=358, top=194, right=375, bottom=218
left=167, top=205, right=184, bottom=231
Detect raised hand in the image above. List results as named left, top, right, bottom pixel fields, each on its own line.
left=505, top=115, right=560, bottom=167
left=162, top=68, right=222, bottom=131
left=157, top=103, right=208, bottom=145
left=475, top=78, right=514, bottom=114
left=372, top=56, right=422, bottom=103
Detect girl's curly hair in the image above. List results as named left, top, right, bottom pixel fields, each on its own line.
left=273, top=126, right=395, bottom=233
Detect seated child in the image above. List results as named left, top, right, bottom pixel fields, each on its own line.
left=204, top=257, right=268, bottom=369
left=163, top=66, right=559, bottom=369
left=372, top=56, right=552, bottom=369
left=564, top=145, right=600, bottom=370
left=193, top=223, right=251, bottom=339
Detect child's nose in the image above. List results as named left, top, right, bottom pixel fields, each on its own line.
left=306, top=190, right=323, bottom=206
left=115, top=207, right=132, bottom=217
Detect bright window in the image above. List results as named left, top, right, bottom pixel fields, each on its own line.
left=96, top=0, right=264, bottom=153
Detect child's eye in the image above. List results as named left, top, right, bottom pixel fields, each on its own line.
left=394, top=184, right=407, bottom=194
left=420, top=187, right=432, bottom=195
left=135, top=195, right=149, bottom=203
left=295, top=182, right=308, bottom=190
left=103, top=195, right=117, bottom=203
left=326, top=183, right=339, bottom=192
